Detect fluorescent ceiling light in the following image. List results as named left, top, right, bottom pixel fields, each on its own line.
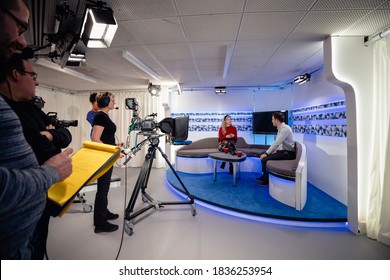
left=177, top=83, right=183, bottom=95
left=81, top=7, right=118, bottom=48
left=66, top=53, right=87, bottom=67
left=122, top=50, right=161, bottom=81
left=223, top=44, right=234, bottom=79
left=68, top=53, right=86, bottom=62
left=34, top=59, right=99, bottom=84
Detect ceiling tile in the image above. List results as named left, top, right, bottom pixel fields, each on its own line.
left=181, top=14, right=242, bottom=42
left=239, top=12, right=306, bottom=40
left=175, top=0, right=246, bottom=15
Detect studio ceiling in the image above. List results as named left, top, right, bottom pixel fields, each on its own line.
left=25, top=0, right=390, bottom=92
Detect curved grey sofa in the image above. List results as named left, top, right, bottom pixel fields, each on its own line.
left=176, top=137, right=268, bottom=158
left=267, top=141, right=307, bottom=210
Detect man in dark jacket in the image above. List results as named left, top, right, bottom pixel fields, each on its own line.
left=0, top=0, right=73, bottom=260
left=0, top=53, right=72, bottom=259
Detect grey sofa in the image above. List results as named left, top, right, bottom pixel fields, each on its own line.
left=266, top=141, right=302, bottom=178
left=176, top=137, right=268, bottom=158
left=267, top=141, right=307, bottom=210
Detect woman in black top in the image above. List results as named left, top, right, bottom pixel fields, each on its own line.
left=91, top=92, right=119, bottom=233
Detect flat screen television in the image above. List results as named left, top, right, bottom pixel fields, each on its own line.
left=252, top=110, right=289, bottom=134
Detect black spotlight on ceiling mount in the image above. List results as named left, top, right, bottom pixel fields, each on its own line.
left=215, top=86, right=226, bottom=94
left=148, top=82, right=161, bottom=96
left=293, top=73, right=311, bottom=85
left=66, top=52, right=86, bottom=67
left=80, top=1, right=118, bottom=48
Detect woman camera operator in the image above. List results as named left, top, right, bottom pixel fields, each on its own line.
left=91, top=92, right=120, bottom=233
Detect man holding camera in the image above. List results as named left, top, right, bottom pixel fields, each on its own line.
left=0, top=53, right=72, bottom=259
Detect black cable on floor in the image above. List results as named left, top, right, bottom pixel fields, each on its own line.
left=115, top=160, right=129, bottom=260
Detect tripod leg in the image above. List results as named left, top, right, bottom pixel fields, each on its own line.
left=141, top=146, right=156, bottom=196
left=157, top=146, right=194, bottom=200
left=124, top=151, right=153, bottom=220
left=124, top=137, right=197, bottom=237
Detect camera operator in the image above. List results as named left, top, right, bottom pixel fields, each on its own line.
left=91, top=92, right=120, bottom=233
left=0, top=53, right=72, bottom=259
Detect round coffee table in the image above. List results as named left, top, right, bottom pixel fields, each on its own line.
left=208, top=152, right=247, bottom=187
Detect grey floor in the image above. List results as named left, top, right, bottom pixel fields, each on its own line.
left=46, top=167, right=390, bottom=260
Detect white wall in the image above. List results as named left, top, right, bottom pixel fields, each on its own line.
left=170, top=88, right=293, bottom=143
left=292, top=71, right=347, bottom=205
left=324, top=36, right=374, bottom=234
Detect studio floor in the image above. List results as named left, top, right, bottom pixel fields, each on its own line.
left=46, top=167, right=390, bottom=260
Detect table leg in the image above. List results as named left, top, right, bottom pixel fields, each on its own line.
left=233, top=162, right=237, bottom=187
left=213, top=159, right=217, bottom=181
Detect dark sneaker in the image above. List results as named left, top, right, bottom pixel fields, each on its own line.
left=107, top=212, right=119, bottom=220
left=94, top=222, right=119, bottom=233
left=255, top=175, right=265, bottom=182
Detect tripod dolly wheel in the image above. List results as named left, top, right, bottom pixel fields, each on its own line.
left=124, top=221, right=134, bottom=236
left=83, top=203, right=93, bottom=213
left=191, top=205, right=197, bottom=216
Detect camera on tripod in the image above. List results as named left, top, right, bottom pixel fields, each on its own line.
left=125, top=98, right=189, bottom=142
left=123, top=98, right=195, bottom=236
left=47, top=112, right=78, bottom=128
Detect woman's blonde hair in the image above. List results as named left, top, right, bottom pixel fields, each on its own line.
left=221, top=115, right=230, bottom=135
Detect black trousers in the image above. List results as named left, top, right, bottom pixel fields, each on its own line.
left=30, top=201, right=52, bottom=259
left=261, top=150, right=296, bottom=180
left=94, top=167, right=113, bottom=227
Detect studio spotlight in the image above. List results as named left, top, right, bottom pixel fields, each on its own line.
left=215, top=86, right=226, bottom=94
left=148, top=82, right=161, bottom=96
left=293, top=73, right=311, bottom=85
left=66, top=52, right=86, bottom=67
left=80, top=3, right=118, bottom=48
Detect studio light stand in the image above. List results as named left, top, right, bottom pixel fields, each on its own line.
left=123, top=134, right=196, bottom=236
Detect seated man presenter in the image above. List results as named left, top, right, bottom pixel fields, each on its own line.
left=257, top=112, right=295, bottom=186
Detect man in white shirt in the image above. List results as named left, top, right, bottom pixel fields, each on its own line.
left=257, top=112, right=295, bottom=186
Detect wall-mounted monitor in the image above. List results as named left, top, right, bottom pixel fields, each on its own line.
left=252, top=110, right=289, bottom=134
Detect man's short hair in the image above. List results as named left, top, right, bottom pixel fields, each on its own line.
left=89, top=92, right=97, bottom=103
left=0, top=0, right=27, bottom=11
left=272, top=112, right=285, bottom=123
left=0, top=53, right=26, bottom=83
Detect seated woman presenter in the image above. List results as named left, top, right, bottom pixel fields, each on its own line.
left=91, top=92, right=119, bottom=233
left=218, top=115, right=238, bottom=174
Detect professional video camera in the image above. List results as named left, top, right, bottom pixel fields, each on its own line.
left=47, top=112, right=78, bottom=128
left=125, top=98, right=189, bottom=142
left=30, top=96, right=78, bottom=128
left=122, top=98, right=195, bottom=237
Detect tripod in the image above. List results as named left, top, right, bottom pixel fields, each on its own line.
left=124, top=134, right=196, bottom=236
